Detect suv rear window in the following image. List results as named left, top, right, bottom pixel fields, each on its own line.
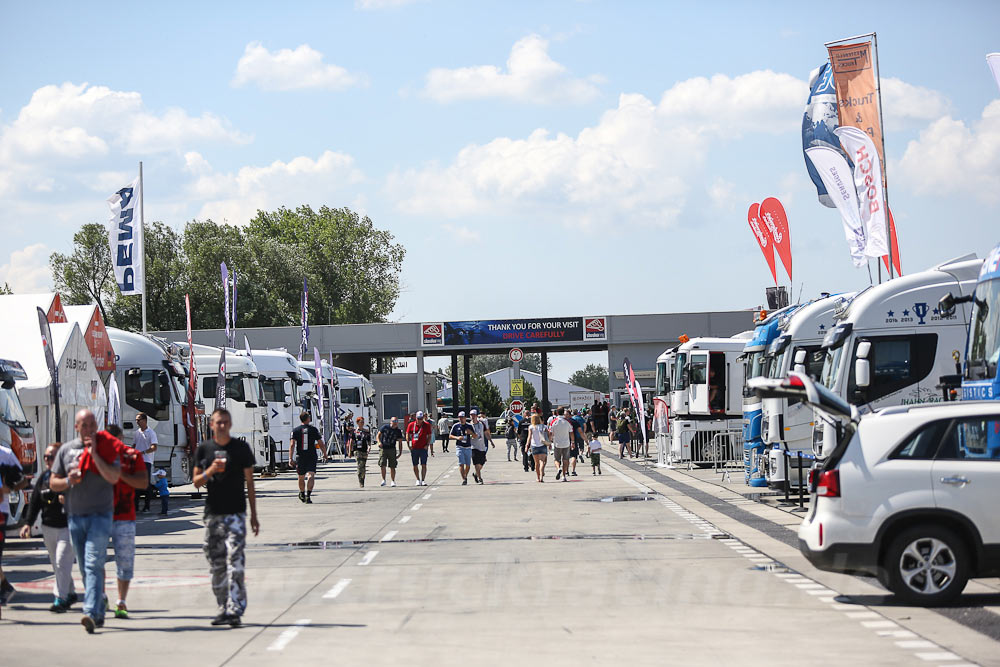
left=889, top=420, right=951, bottom=460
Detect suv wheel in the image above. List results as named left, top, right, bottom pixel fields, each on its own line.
left=882, top=525, right=969, bottom=606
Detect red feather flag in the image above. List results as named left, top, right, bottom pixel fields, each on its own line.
left=881, top=206, right=902, bottom=277
left=747, top=202, right=777, bottom=284
left=760, top=197, right=792, bottom=282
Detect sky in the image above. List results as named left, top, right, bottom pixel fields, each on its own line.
left=1, top=1, right=999, bottom=382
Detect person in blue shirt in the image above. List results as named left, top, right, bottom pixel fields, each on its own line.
left=449, top=412, right=475, bottom=485
left=153, top=470, right=169, bottom=515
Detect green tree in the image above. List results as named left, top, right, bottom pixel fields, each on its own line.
left=0, top=283, right=12, bottom=295
left=469, top=373, right=504, bottom=417
left=51, top=223, right=117, bottom=324
left=569, top=363, right=609, bottom=393
left=445, top=352, right=549, bottom=379
left=108, top=222, right=187, bottom=331
left=518, top=377, right=538, bottom=410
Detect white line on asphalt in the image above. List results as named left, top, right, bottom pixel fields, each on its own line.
left=862, top=620, right=900, bottom=629
left=423, top=494, right=432, bottom=499
left=443, top=475, right=451, bottom=478
left=358, top=551, right=379, bottom=566
left=914, top=652, right=962, bottom=661
left=846, top=611, right=881, bottom=619
left=380, top=530, right=398, bottom=542
left=267, top=618, right=312, bottom=651
left=399, top=515, right=411, bottom=524
left=411, top=504, right=422, bottom=510
left=431, top=486, right=440, bottom=490
left=895, top=640, right=936, bottom=649
left=876, top=630, right=916, bottom=638
left=322, top=579, right=352, bottom=599
left=804, top=589, right=836, bottom=596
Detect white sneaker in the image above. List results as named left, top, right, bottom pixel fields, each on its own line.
left=390, top=481, right=396, bottom=487
left=415, top=480, right=422, bottom=486
left=421, top=480, right=427, bottom=486
left=380, top=480, right=387, bottom=487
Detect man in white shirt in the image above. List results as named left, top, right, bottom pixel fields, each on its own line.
left=132, top=413, right=157, bottom=512
left=548, top=407, right=573, bottom=482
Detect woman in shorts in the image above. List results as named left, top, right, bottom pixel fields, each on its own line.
left=527, top=414, right=548, bottom=483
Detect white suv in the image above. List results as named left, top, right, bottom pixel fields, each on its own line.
left=751, top=372, right=1000, bottom=605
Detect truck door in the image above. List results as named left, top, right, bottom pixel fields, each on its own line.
left=689, top=353, right=709, bottom=414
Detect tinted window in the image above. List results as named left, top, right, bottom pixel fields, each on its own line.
left=890, top=420, right=951, bottom=460
left=689, top=354, right=707, bottom=385
left=937, top=417, right=1000, bottom=460
left=124, top=369, right=170, bottom=421
left=260, top=378, right=285, bottom=403
left=341, top=387, right=361, bottom=404
left=848, top=334, right=937, bottom=402
left=203, top=376, right=247, bottom=403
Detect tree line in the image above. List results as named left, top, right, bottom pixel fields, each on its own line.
left=50, top=205, right=405, bottom=332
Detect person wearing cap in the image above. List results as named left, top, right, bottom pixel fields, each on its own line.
left=377, top=417, right=404, bottom=487
left=153, top=468, right=169, bottom=514
left=449, top=411, right=475, bottom=485
left=468, top=409, right=492, bottom=485
left=405, top=411, right=433, bottom=486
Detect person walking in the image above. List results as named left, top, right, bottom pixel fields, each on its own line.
left=468, top=410, right=491, bottom=485
left=289, top=412, right=324, bottom=503
left=105, top=423, right=148, bottom=620
left=527, top=414, right=548, bottom=482
left=549, top=408, right=573, bottom=482
left=377, top=417, right=404, bottom=487
left=405, top=411, right=432, bottom=486
left=505, top=417, right=518, bottom=461
left=20, top=443, right=77, bottom=613
left=192, top=408, right=260, bottom=628
left=437, top=414, right=450, bottom=453
left=517, top=416, right=533, bottom=473
left=153, top=470, right=169, bottom=514
left=49, top=409, right=122, bottom=633
left=569, top=411, right=585, bottom=476
left=449, top=411, right=474, bottom=485
left=427, top=414, right=438, bottom=458
left=587, top=435, right=603, bottom=475
left=348, top=417, right=372, bottom=488
left=131, top=412, right=157, bottom=513
left=617, top=416, right=634, bottom=459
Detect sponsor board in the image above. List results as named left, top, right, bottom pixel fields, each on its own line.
left=421, top=323, right=444, bottom=346
left=583, top=317, right=608, bottom=341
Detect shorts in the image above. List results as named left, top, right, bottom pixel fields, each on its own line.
left=111, top=520, right=136, bottom=581
left=471, top=449, right=487, bottom=466
left=410, top=449, right=428, bottom=466
left=553, top=447, right=572, bottom=463
left=531, top=445, right=548, bottom=457
left=456, top=447, right=472, bottom=466
left=590, top=452, right=601, bottom=466
left=439, top=433, right=450, bottom=443
left=378, top=448, right=399, bottom=469
left=296, top=454, right=317, bottom=475
left=570, top=444, right=580, bottom=457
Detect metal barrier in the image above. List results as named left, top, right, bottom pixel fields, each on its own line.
left=682, top=429, right=743, bottom=471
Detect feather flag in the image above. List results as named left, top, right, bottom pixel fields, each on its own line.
left=759, top=198, right=792, bottom=282
left=747, top=203, right=777, bottom=284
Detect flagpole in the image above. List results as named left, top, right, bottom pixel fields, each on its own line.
left=139, top=161, right=148, bottom=332
left=872, top=32, right=894, bottom=279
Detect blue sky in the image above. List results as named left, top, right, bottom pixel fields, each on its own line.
left=2, top=1, right=999, bottom=380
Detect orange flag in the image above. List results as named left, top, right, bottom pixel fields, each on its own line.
left=827, top=42, right=884, bottom=171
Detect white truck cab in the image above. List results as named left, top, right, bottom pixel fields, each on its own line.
left=814, top=256, right=981, bottom=459
left=247, top=349, right=301, bottom=469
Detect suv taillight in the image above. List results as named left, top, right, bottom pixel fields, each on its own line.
left=816, top=469, right=840, bottom=497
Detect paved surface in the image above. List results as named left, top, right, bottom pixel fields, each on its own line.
left=2, top=438, right=997, bottom=666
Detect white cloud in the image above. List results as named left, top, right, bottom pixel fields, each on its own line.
left=422, top=34, right=601, bottom=104
left=0, top=82, right=248, bottom=164
left=895, top=99, right=1000, bottom=202
left=880, top=77, right=952, bottom=130
left=232, top=42, right=364, bottom=92
left=0, top=243, right=52, bottom=293
left=188, top=150, right=365, bottom=225
left=707, top=178, right=739, bottom=211
left=391, top=70, right=808, bottom=228
left=442, top=224, right=481, bottom=245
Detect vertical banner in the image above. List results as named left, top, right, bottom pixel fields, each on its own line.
left=244, top=334, right=252, bottom=360
left=827, top=41, right=885, bottom=170
left=882, top=206, right=902, bottom=276
left=652, top=397, right=669, bottom=435
left=801, top=63, right=840, bottom=208
left=622, top=357, right=647, bottom=445
left=805, top=146, right=867, bottom=266
left=329, top=351, right=341, bottom=440
left=987, top=53, right=1000, bottom=93
left=313, top=347, right=324, bottom=435
left=759, top=198, right=792, bottom=282
left=299, top=278, right=309, bottom=360
left=747, top=203, right=777, bottom=284
left=216, top=347, right=227, bottom=410
left=37, top=307, right=61, bottom=441
left=231, top=269, right=237, bottom=348
left=221, top=262, right=231, bottom=347
left=185, top=294, right=198, bottom=443
left=107, top=175, right=144, bottom=295
left=107, top=373, right=122, bottom=428
left=835, top=126, right=889, bottom=259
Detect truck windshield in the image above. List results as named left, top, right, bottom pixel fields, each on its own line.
left=769, top=349, right=786, bottom=379
left=203, top=376, right=248, bottom=403
left=673, top=353, right=688, bottom=390
left=260, top=377, right=286, bottom=403
left=0, top=386, right=28, bottom=425
left=968, top=278, right=1000, bottom=380
left=341, top=387, right=361, bottom=405
left=820, top=346, right=845, bottom=390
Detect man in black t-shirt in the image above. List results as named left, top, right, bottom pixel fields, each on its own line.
left=193, top=408, right=259, bottom=628
left=377, top=417, right=404, bottom=487
left=289, top=412, right=324, bottom=504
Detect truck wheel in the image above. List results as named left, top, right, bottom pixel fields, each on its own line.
left=882, top=525, right=969, bottom=606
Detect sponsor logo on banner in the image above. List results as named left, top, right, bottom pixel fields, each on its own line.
left=759, top=198, right=792, bottom=282
left=584, top=317, right=607, bottom=341
left=834, top=126, right=888, bottom=259
left=443, top=318, right=586, bottom=346
left=805, top=146, right=867, bottom=267
left=107, top=176, right=144, bottom=295
left=421, top=323, right=444, bottom=346
left=827, top=41, right=885, bottom=171
left=748, top=203, right=777, bottom=283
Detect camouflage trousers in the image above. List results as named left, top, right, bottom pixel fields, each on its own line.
left=203, top=513, right=247, bottom=617
left=356, top=452, right=368, bottom=486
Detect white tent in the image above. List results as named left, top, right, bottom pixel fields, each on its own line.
left=0, top=313, right=107, bottom=447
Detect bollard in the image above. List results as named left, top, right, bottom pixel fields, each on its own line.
left=783, top=450, right=790, bottom=504
left=797, top=451, right=804, bottom=509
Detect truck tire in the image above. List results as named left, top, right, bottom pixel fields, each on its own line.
left=882, top=525, right=969, bottom=606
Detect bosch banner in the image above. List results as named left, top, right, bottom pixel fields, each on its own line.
left=421, top=317, right=608, bottom=346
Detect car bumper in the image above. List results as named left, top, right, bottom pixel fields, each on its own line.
left=797, top=538, right=880, bottom=577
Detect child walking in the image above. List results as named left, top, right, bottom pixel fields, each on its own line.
left=154, top=469, right=170, bottom=515
left=587, top=436, right=602, bottom=475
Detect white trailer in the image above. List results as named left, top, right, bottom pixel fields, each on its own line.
left=814, top=255, right=981, bottom=459
left=107, top=328, right=194, bottom=485
left=760, top=293, right=853, bottom=489
left=299, top=361, right=376, bottom=439
left=247, top=349, right=301, bottom=468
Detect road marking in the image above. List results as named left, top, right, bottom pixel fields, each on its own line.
left=411, top=504, right=423, bottom=510
left=380, top=530, right=398, bottom=542
left=443, top=474, right=451, bottom=478
left=423, top=494, right=432, bottom=499
left=431, top=486, right=440, bottom=490
left=846, top=611, right=881, bottom=619
left=267, top=619, right=311, bottom=651
left=895, top=640, right=937, bottom=649
left=914, top=652, right=962, bottom=661
left=322, top=579, right=352, bottom=599
left=358, top=551, right=379, bottom=566
left=862, top=620, right=900, bottom=629
left=876, top=630, right=916, bottom=638
left=399, top=515, right=411, bottom=524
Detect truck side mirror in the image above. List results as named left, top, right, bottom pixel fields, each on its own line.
left=792, top=349, right=807, bottom=375
left=938, top=292, right=956, bottom=317
left=855, top=358, right=871, bottom=389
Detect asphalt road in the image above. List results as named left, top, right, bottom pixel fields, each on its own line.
left=1, top=439, right=997, bottom=666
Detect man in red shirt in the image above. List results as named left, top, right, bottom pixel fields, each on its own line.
left=105, top=425, right=148, bottom=620
left=405, top=411, right=433, bottom=486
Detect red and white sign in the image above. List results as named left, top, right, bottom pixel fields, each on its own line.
left=759, top=197, right=792, bottom=282
left=583, top=316, right=607, bottom=341
left=421, top=322, right=444, bottom=346
left=747, top=202, right=777, bottom=284
left=509, top=400, right=524, bottom=414
left=508, top=348, right=523, bottom=363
